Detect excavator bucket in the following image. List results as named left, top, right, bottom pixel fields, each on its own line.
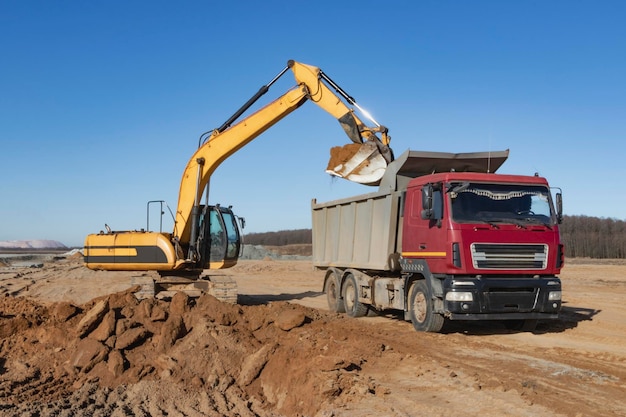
left=326, top=142, right=390, bottom=185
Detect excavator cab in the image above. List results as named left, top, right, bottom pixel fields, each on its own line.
left=196, top=205, right=243, bottom=270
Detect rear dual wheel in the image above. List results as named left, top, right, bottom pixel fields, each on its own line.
left=325, top=271, right=345, bottom=313
left=342, top=273, right=368, bottom=318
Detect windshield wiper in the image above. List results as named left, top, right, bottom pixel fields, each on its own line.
left=447, top=182, right=470, bottom=194
left=477, top=216, right=527, bottom=229
left=519, top=216, right=553, bottom=229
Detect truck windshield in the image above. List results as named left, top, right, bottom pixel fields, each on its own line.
left=448, top=183, right=555, bottom=226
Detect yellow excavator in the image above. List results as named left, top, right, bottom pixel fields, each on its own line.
left=83, top=60, right=393, bottom=300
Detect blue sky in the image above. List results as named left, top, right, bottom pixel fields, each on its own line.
left=1, top=1, right=624, bottom=247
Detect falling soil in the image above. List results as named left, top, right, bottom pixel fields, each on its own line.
left=326, top=143, right=373, bottom=172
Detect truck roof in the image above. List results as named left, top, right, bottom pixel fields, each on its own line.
left=379, top=149, right=510, bottom=192
left=406, top=170, right=551, bottom=187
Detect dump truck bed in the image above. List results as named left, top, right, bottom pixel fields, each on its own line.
left=311, top=189, right=402, bottom=271
left=311, top=148, right=510, bottom=272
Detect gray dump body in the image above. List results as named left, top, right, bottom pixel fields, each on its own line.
left=311, top=148, right=509, bottom=271
left=312, top=189, right=402, bottom=271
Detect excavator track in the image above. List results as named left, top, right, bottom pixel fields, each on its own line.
left=130, top=274, right=238, bottom=303
left=203, top=275, right=238, bottom=303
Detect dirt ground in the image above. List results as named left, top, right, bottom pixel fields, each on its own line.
left=1, top=253, right=625, bottom=417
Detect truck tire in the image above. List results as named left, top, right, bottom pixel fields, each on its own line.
left=408, top=280, right=445, bottom=332
left=325, top=272, right=345, bottom=313
left=342, top=273, right=368, bottom=318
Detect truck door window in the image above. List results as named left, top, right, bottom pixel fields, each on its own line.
left=449, top=183, right=555, bottom=226
left=432, top=188, right=443, bottom=220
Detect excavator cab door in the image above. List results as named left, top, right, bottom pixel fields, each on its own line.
left=197, top=205, right=242, bottom=269
left=218, top=207, right=243, bottom=262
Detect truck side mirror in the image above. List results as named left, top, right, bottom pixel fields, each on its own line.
left=421, top=185, right=434, bottom=220
left=556, top=192, right=563, bottom=224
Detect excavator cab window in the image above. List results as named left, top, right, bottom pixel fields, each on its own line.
left=220, top=208, right=242, bottom=261
left=206, top=208, right=226, bottom=263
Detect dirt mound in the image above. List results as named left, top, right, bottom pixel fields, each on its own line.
left=0, top=287, right=380, bottom=416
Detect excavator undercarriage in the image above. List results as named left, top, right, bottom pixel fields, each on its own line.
left=131, top=274, right=238, bottom=303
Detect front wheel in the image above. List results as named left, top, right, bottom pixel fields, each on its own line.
left=342, top=273, right=368, bottom=318
left=408, top=280, right=445, bottom=332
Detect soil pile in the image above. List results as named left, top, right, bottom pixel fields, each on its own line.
left=0, top=287, right=379, bottom=416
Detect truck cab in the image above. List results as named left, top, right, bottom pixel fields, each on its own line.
left=401, top=172, right=563, bottom=328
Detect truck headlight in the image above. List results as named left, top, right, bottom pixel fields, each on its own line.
left=548, top=291, right=562, bottom=301
left=445, top=291, right=473, bottom=302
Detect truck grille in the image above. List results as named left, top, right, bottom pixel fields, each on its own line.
left=471, top=243, right=548, bottom=270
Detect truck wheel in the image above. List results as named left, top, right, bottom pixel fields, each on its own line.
left=342, top=274, right=368, bottom=318
left=325, top=273, right=345, bottom=313
left=408, top=280, right=445, bottom=332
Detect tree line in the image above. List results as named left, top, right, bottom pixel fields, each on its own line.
left=244, top=229, right=312, bottom=246
left=245, top=215, right=626, bottom=259
left=560, top=215, right=626, bottom=259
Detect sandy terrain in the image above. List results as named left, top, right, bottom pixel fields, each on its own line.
left=1, top=253, right=625, bottom=416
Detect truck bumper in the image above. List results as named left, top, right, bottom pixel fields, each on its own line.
left=447, top=312, right=560, bottom=321
left=441, top=276, right=562, bottom=321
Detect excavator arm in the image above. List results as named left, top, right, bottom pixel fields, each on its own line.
left=176, top=60, right=393, bottom=246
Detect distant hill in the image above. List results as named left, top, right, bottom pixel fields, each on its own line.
left=0, top=240, right=68, bottom=249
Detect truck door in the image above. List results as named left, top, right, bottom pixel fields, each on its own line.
left=403, top=183, right=448, bottom=271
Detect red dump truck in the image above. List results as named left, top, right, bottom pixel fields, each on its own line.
left=312, top=149, right=563, bottom=332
